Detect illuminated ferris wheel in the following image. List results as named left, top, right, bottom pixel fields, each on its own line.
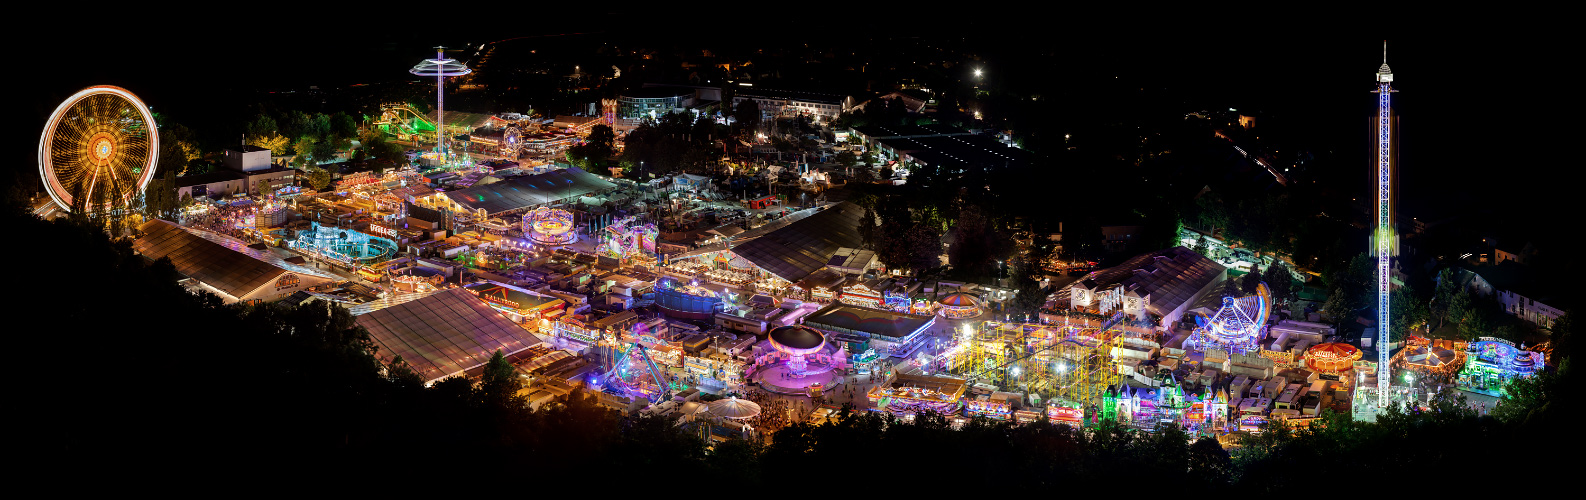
left=38, top=85, right=159, bottom=213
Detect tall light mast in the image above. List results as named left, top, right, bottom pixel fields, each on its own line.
left=410, top=47, right=472, bottom=163
left=1372, top=41, right=1397, bottom=408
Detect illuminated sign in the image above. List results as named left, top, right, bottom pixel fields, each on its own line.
left=274, top=273, right=300, bottom=292
left=369, top=224, right=398, bottom=239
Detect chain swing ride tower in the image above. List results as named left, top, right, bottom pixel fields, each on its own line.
left=1371, top=42, right=1398, bottom=408
left=409, top=47, right=472, bottom=163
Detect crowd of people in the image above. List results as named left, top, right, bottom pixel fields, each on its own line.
left=180, top=202, right=254, bottom=241
left=740, top=388, right=803, bottom=437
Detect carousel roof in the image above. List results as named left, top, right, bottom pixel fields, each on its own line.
left=938, top=292, right=980, bottom=307
left=1306, top=342, right=1362, bottom=359
left=1303, top=342, right=1362, bottom=374
left=705, top=397, right=762, bottom=419
left=769, top=325, right=826, bottom=351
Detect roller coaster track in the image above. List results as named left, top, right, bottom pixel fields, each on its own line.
left=376, top=105, right=435, bottom=133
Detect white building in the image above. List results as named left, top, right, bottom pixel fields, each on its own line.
left=1063, top=246, right=1227, bottom=328
left=732, top=87, right=852, bottom=124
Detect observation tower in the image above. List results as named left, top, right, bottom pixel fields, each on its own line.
left=409, top=47, right=472, bottom=162
left=1371, top=42, right=1398, bottom=408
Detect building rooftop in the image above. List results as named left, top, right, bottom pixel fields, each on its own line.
left=725, top=202, right=866, bottom=283
left=1469, top=262, right=1566, bottom=306
left=619, top=87, right=695, bottom=99
left=1059, top=246, right=1225, bottom=319
left=443, top=167, right=616, bottom=214
left=876, top=134, right=1038, bottom=171
left=174, top=169, right=247, bottom=188
left=355, top=288, right=544, bottom=385
left=735, top=87, right=847, bottom=104
left=804, top=302, right=934, bottom=340
left=852, top=124, right=972, bottom=139
left=133, top=219, right=334, bottom=300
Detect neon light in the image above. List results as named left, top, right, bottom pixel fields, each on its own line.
left=1374, top=51, right=1396, bottom=408
left=38, top=85, right=160, bottom=212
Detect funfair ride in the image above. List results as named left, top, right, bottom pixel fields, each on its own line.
left=409, top=47, right=472, bottom=163
left=38, top=86, right=159, bottom=214
left=1187, top=283, right=1271, bottom=355
left=524, top=207, right=576, bottom=246
left=1372, top=42, right=1399, bottom=408
left=598, top=342, right=671, bottom=403
left=601, top=216, right=658, bottom=260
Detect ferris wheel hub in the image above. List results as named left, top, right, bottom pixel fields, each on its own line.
left=38, top=85, right=159, bottom=213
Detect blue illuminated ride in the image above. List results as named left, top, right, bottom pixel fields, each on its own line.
left=1187, top=282, right=1270, bottom=355
left=599, top=342, right=670, bottom=403
left=291, top=222, right=398, bottom=264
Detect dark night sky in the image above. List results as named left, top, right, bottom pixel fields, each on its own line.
left=16, top=23, right=1567, bottom=231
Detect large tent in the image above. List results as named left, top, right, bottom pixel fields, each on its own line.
left=704, top=396, right=762, bottom=419
left=133, top=219, right=336, bottom=303
left=354, top=288, right=547, bottom=385
left=442, top=167, right=617, bottom=216
left=719, top=202, right=865, bottom=283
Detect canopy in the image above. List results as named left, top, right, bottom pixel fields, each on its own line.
left=705, top=397, right=762, bottom=419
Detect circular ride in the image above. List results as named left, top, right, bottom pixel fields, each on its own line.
left=524, top=207, right=576, bottom=246
left=1304, top=342, right=1363, bottom=375
left=502, top=126, right=522, bottom=159
left=293, top=222, right=399, bottom=264
left=936, top=292, right=983, bottom=319
left=756, top=325, right=841, bottom=395
left=769, top=324, right=826, bottom=373
left=1394, top=337, right=1462, bottom=377
left=39, top=85, right=159, bottom=213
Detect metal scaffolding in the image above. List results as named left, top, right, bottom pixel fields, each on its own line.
left=952, top=321, right=1129, bottom=410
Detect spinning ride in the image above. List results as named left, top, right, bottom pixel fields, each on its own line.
left=600, top=216, right=658, bottom=259
left=1304, top=342, right=1363, bottom=376
left=292, top=222, right=399, bottom=264
left=409, top=47, right=471, bottom=159
left=39, top=86, right=159, bottom=213
left=1187, top=282, right=1270, bottom=355
left=755, top=325, right=842, bottom=395
left=935, top=292, right=983, bottom=319
left=524, top=207, right=575, bottom=246
left=501, top=126, right=522, bottom=159
left=769, top=325, right=826, bottom=375
left=598, top=342, right=670, bottom=403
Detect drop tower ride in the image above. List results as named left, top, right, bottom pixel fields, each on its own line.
left=1372, top=42, right=1397, bottom=408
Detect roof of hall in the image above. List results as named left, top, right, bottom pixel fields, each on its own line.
left=355, top=288, right=545, bottom=384
left=726, top=202, right=865, bottom=283
left=133, top=219, right=333, bottom=299
left=443, top=167, right=616, bottom=214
